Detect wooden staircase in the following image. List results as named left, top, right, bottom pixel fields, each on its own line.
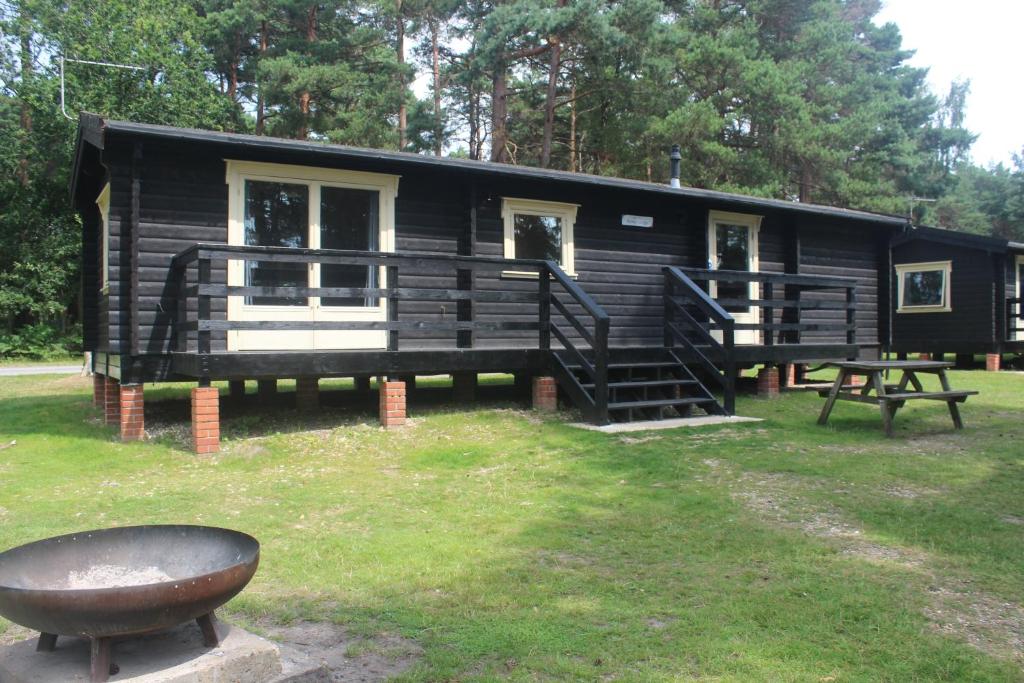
left=555, top=349, right=725, bottom=423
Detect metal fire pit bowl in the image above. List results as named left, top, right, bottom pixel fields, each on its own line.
left=0, top=525, right=259, bottom=682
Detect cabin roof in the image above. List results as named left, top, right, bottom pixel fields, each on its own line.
left=74, top=113, right=909, bottom=228
left=893, top=225, right=1024, bottom=254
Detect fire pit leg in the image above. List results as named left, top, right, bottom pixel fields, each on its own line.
left=89, top=636, right=117, bottom=683
left=36, top=632, right=57, bottom=652
left=197, top=611, right=221, bottom=647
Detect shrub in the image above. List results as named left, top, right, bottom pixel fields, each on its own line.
left=0, top=323, right=82, bottom=361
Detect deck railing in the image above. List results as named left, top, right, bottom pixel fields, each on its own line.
left=663, top=267, right=737, bottom=414
left=169, top=245, right=611, bottom=407
left=677, top=268, right=859, bottom=346
left=1008, top=297, right=1024, bottom=342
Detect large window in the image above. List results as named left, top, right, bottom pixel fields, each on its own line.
left=896, top=261, right=952, bottom=313
left=501, top=198, right=578, bottom=277
left=97, top=183, right=110, bottom=293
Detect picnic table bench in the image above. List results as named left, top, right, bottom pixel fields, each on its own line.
left=816, top=360, right=978, bottom=437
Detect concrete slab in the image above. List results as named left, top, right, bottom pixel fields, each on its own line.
left=568, top=414, right=762, bottom=433
left=0, top=622, right=283, bottom=683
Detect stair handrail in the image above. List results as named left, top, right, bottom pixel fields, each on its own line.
left=663, top=266, right=736, bottom=415
left=541, top=261, right=611, bottom=424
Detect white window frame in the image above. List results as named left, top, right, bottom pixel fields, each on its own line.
left=97, top=183, right=111, bottom=294
left=895, top=260, right=952, bottom=313
left=224, top=160, right=399, bottom=351
left=501, top=197, right=578, bottom=278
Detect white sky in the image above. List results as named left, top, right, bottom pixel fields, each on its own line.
left=875, top=0, right=1024, bottom=167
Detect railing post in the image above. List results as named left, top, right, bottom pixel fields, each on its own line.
left=722, top=318, right=736, bottom=415
left=387, top=264, right=399, bottom=351
left=846, top=285, right=857, bottom=346
left=174, top=261, right=186, bottom=353
left=762, top=280, right=774, bottom=346
left=594, top=317, right=610, bottom=425
left=538, top=263, right=551, bottom=351
left=663, top=269, right=673, bottom=348
left=197, top=256, right=211, bottom=355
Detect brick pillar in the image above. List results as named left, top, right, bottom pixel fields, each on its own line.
left=756, top=366, right=779, bottom=398
left=191, top=386, right=220, bottom=454
left=986, top=353, right=1001, bottom=372
left=93, top=374, right=106, bottom=408
left=847, top=373, right=864, bottom=387
left=917, top=352, right=931, bottom=361
left=257, top=379, right=277, bottom=405
left=229, top=380, right=246, bottom=402
left=296, top=377, right=319, bottom=411
left=354, top=375, right=371, bottom=393
left=119, top=384, right=145, bottom=441
left=453, top=373, right=477, bottom=402
left=104, top=376, right=121, bottom=425
left=781, top=363, right=796, bottom=388
left=379, top=380, right=406, bottom=429
left=532, top=376, right=558, bottom=411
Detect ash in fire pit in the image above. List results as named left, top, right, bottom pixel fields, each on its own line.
left=62, top=565, right=175, bottom=590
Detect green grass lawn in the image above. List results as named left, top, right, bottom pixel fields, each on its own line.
left=1, top=369, right=1023, bottom=681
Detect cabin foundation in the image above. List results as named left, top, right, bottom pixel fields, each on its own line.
left=93, top=374, right=106, bottom=408
left=257, top=380, right=277, bottom=405
left=453, top=373, right=477, bottom=402
left=532, top=376, right=558, bottom=411
left=379, top=380, right=406, bottom=428
left=228, top=380, right=246, bottom=402
left=103, top=376, right=121, bottom=426
left=295, top=377, right=319, bottom=411
left=756, top=366, right=780, bottom=398
left=119, top=384, right=145, bottom=441
left=191, top=387, right=220, bottom=454
left=986, top=353, right=1001, bottom=372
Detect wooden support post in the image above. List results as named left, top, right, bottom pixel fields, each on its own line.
left=955, top=353, right=973, bottom=369
left=399, top=374, right=417, bottom=391
left=380, top=380, right=406, bottom=428
left=387, top=265, right=400, bottom=351
left=119, top=384, right=144, bottom=442
left=103, top=377, right=120, bottom=426
left=257, top=379, right=277, bottom=405
left=538, top=264, right=551, bottom=351
left=453, top=372, right=477, bottom=402
left=354, top=375, right=371, bottom=393
left=295, top=377, right=319, bottom=411
left=191, top=386, right=220, bottom=454
left=229, top=380, right=246, bottom=401
left=513, top=372, right=532, bottom=396
left=532, top=376, right=557, bottom=412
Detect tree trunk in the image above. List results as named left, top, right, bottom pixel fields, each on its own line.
left=490, top=64, right=509, bottom=163
left=17, top=3, right=32, bottom=187
left=396, top=0, right=407, bottom=150
left=431, top=19, right=442, bottom=156
left=799, top=164, right=813, bottom=203
left=568, top=78, right=577, bottom=173
left=540, top=38, right=561, bottom=168
left=298, top=6, right=318, bottom=140
left=256, top=21, right=268, bottom=135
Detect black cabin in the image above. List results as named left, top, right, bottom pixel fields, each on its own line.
left=70, top=115, right=909, bottom=447
left=890, top=226, right=1024, bottom=366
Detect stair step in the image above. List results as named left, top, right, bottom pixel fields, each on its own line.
left=565, top=361, right=680, bottom=371
left=583, top=379, right=699, bottom=390
left=608, top=397, right=716, bottom=411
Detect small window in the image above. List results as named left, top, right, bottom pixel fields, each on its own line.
left=501, top=198, right=578, bottom=277
left=97, top=183, right=111, bottom=293
left=896, top=261, right=952, bottom=313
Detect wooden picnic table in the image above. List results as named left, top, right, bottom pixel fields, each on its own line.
left=816, top=360, right=978, bottom=437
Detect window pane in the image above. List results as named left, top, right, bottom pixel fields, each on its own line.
left=244, top=180, right=309, bottom=306
left=514, top=214, right=562, bottom=263
left=320, top=187, right=379, bottom=307
left=715, top=223, right=750, bottom=312
left=903, top=270, right=945, bottom=307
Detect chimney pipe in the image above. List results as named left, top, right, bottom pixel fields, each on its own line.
left=669, top=144, right=681, bottom=188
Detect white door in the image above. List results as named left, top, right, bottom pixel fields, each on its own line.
left=225, top=161, right=397, bottom=351
left=707, top=211, right=762, bottom=345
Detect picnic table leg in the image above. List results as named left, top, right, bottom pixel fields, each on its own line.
left=871, top=371, right=895, bottom=437
left=937, top=369, right=965, bottom=429
left=817, top=368, right=848, bottom=425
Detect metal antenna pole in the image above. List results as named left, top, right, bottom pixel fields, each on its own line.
left=59, top=56, right=148, bottom=121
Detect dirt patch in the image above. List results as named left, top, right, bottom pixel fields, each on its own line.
left=259, top=620, right=421, bottom=682
left=705, top=459, right=1023, bottom=660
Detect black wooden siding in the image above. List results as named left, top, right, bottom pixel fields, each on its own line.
left=91, top=137, right=890, bottom=360
left=891, top=240, right=997, bottom=352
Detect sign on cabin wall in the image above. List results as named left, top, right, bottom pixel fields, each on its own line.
left=621, top=214, right=654, bottom=228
